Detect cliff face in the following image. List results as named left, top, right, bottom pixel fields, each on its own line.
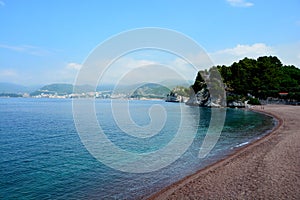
left=185, top=88, right=210, bottom=106
left=186, top=67, right=226, bottom=107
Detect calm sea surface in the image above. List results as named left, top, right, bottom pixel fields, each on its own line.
left=0, top=98, right=275, bottom=199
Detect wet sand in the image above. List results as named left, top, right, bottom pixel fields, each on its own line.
left=150, top=105, right=300, bottom=199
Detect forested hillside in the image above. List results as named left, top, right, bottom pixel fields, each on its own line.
left=191, top=56, right=300, bottom=104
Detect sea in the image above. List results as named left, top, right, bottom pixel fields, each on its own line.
left=0, top=98, right=275, bottom=199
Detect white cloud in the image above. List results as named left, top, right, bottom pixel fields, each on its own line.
left=0, top=69, right=18, bottom=77
left=272, top=42, right=300, bottom=68
left=46, top=42, right=300, bottom=86
left=226, top=0, right=254, bottom=7
left=208, top=42, right=300, bottom=68
left=217, top=43, right=273, bottom=56
left=66, top=62, right=82, bottom=70
left=210, top=43, right=274, bottom=65
left=0, top=44, right=51, bottom=56
left=102, top=53, right=211, bottom=85
left=78, top=53, right=197, bottom=86
left=0, top=1, right=5, bottom=6
left=175, top=52, right=214, bottom=69
left=3, top=42, right=298, bottom=86
left=73, top=49, right=213, bottom=85
left=167, top=52, right=214, bottom=82
left=100, top=57, right=157, bottom=84
left=0, top=69, right=20, bottom=83
left=113, top=64, right=189, bottom=88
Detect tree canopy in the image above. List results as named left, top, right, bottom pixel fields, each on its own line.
left=192, top=56, right=300, bottom=102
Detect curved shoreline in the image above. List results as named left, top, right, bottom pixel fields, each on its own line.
left=149, top=105, right=300, bottom=199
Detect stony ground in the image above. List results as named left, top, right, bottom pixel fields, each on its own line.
left=150, top=105, right=300, bottom=200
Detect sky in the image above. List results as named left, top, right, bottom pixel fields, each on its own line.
left=0, top=0, right=299, bottom=85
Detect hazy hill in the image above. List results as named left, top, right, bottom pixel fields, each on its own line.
left=30, top=83, right=95, bottom=96
left=3, top=81, right=189, bottom=99
left=130, top=83, right=171, bottom=99
left=0, top=82, right=40, bottom=93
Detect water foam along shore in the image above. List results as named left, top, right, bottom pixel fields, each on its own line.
left=149, top=105, right=300, bottom=199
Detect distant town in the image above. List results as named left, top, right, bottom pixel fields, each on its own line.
left=0, top=83, right=190, bottom=101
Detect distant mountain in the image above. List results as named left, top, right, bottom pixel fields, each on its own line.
left=31, top=83, right=96, bottom=96
left=30, top=84, right=72, bottom=96
left=42, top=83, right=73, bottom=93
left=96, top=84, right=115, bottom=91
left=0, top=82, right=39, bottom=93
left=111, top=82, right=191, bottom=99
left=129, top=83, right=171, bottom=99
left=159, top=79, right=193, bottom=88
left=5, top=80, right=189, bottom=99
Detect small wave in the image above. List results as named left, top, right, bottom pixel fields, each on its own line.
left=235, top=141, right=249, bottom=148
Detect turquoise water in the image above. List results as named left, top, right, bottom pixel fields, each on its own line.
left=0, top=98, right=275, bottom=199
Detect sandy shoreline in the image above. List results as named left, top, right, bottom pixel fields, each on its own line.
left=149, top=105, right=300, bottom=199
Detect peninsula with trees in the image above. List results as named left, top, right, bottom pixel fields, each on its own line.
left=187, top=56, right=300, bottom=107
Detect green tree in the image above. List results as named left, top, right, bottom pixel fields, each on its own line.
left=192, top=56, right=300, bottom=103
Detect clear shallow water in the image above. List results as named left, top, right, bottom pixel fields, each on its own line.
left=0, top=98, right=275, bottom=199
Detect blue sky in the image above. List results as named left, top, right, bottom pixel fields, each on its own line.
left=0, top=0, right=299, bottom=85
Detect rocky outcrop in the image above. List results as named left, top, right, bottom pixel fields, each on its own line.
left=186, top=88, right=210, bottom=106
left=166, top=92, right=188, bottom=103
left=185, top=68, right=225, bottom=108
left=227, top=100, right=245, bottom=108
left=185, top=88, right=224, bottom=107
